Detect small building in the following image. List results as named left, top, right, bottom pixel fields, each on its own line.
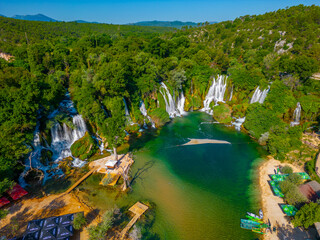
left=299, top=180, right=320, bottom=202
left=105, top=159, right=118, bottom=169
left=22, top=213, right=76, bottom=240
left=314, top=222, right=320, bottom=238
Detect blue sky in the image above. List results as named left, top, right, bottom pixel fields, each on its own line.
left=1, top=0, right=319, bottom=24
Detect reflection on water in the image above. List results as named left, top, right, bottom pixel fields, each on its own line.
left=87, top=112, right=262, bottom=240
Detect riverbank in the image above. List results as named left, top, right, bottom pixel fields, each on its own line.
left=258, top=157, right=316, bottom=240
left=0, top=192, right=98, bottom=239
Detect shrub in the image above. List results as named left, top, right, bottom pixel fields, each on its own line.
left=293, top=202, right=320, bottom=229
left=281, top=165, right=293, bottom=174
left=73, top=212, right=87, bottom=230
left=212, top=103, right=232, bottom=123
left=149, top=108, right=170, bottom=127
left=88, top=209, right=114, bottom=240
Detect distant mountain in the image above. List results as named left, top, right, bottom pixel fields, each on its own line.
left=74, top=20, right=99, bottom=24
left=129, top=20, right=199, bottom=29
left=0, top=14, right=6, bottom=17
left=12, top=14, right=57, bottom=22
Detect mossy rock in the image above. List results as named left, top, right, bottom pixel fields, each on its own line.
left=185, top=94, right=202, bottom=111
left=70, top=132, right=98, bottom=160
left=40, top=149, right=53, bottom=166
left=149, top=108, right=170, bottom=127
left=212, top=103, right=233, bottom=123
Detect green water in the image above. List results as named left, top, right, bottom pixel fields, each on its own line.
left=88, top=112, right=263, bottom=239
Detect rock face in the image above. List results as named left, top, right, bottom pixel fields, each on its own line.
left=0, top=52, right=14, bottom=61
left=212, top=103, right=232, bottom=123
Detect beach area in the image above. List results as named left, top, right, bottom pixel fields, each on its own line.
left=258, top=157, right=317, bottom=240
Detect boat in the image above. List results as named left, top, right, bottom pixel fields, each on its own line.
left=252, top=227, right=265, bottom=234
left=246, top=215, right=263, bottom=223
left=259, top=209, right=263, bottom=219
left=247, top=212, right=262, bottom=219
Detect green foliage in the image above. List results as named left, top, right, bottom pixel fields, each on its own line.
left=244, top=104, right=281, bottom=139
left=292, top=202, right=320, bottom=229
left=212, top=104, right=232, bottom=123
left=71, top=132, right=98, bottom=160
left=88, top=209, right=114, bottom=240
left=1, top=4, right=320, bottom=189
left=0, top=209, right=9, bottom=220
left=281, top=165, right=293, bottom=174
left=149, top=108, right=170, bottom=127
left=279, top=174, right=306, bottom=206
left=73, top=212, right=87, bottom=230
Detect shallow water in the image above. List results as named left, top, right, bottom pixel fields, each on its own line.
left=90, top=112, right=263, bottom=239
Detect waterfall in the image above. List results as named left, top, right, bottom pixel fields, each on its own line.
left=20, top=93, right=88, bottom=186
left=229, top=86, right=233, bottom=101
left=51, top=114, right=87, bottom=162
left=231, top=117, right=246, bottom=131
left=160, top=82, right=186, bottom=118
left=160, top=82, right=178, bottom=118
left=202, top=75, right=228, bottom=115
left=123, top=98, right=130, bottom=117
left=290, top=102, right=301, bottom=127
left=250, top=86, right=269, bottom=104
left=139, top=101, right=156, bottom=128
left=176, top=91, right=186, bottom=116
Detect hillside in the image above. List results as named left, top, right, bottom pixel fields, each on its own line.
left=0, top=4, right=319, bottom=199
left=12, top=13, right=58, bottom=22
left=130, top=20, right=198, bottom=28
left=0, top=16, right=175, bottom=52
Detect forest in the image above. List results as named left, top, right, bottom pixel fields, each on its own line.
left=0, top=4, right=320, bottom=195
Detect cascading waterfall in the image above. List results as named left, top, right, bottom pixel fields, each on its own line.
left=160, top=82, right=179, bottom=118
left=202, top=75, right=228, bottom=115
left=139, top=101, right=156, bottom=128
left=50, top=114, right=87, bottom=162
left=250, top=86, right=269, bottom=104
left=20, top=93, right=88, bottom=186
left=123, top=98, right=134, bottom=125
left=229, top=86, right=233, bottom=101
left=160, top=82, right=186, bottom=118
left=290, top=102, right=301, bottom=127
left=176, top=91, right=186, bottom=116
left=123, top=98, right=130, bottom=117
left=231, top=117, right=246, bottom=131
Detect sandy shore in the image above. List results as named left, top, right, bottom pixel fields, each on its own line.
left=182, top=138, right=231, bottom=146
left=259, top=157, right=316, bottom=240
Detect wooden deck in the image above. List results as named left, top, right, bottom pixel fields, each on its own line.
left=66, top=166, right=98, bottom=194
left=120, top=202, right=148, bottom=239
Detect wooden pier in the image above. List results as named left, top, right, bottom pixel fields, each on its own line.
left=66, top=166, right=98, bottom=194
left=120, top=202, right=148, bottom=239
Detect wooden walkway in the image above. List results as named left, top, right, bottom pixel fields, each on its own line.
left=120, top=202, right=148, bottom=239
left=66, top=167, right=98, bottom=194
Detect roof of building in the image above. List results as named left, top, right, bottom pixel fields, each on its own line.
left=7, top=184, right=28, bottom=200
left=299, top=181, right=320, bottom=202
left=307, top=181, right=320, bottom=196
left=22, top=213, right=76, bottom=240
left=314, top=222, right=320, bottom=235
left=0, top=196, right=10, bottom=208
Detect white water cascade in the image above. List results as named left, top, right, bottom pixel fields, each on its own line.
left=160, top=82, right=186, bottom=118
left=177, top=91, right=186, bottom=116
left=231, top=117, right=246, bottom=131
left=51, top=114, right=87, bottom=162
left=19, top=93, right=88, bottom=186
left=290, top=102, right=301, bottom=127
left=202, top=75, right=228, bottom=115
left=229, top=86, right=233, bottom=101
left=250, top=86, right=269, bottom=104
left=139, top=101, right=156, bottom=128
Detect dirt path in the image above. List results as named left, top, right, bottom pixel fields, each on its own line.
left=259, top=158, right=316, bottom=240
left=0, top=192, right=97, bottom=239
